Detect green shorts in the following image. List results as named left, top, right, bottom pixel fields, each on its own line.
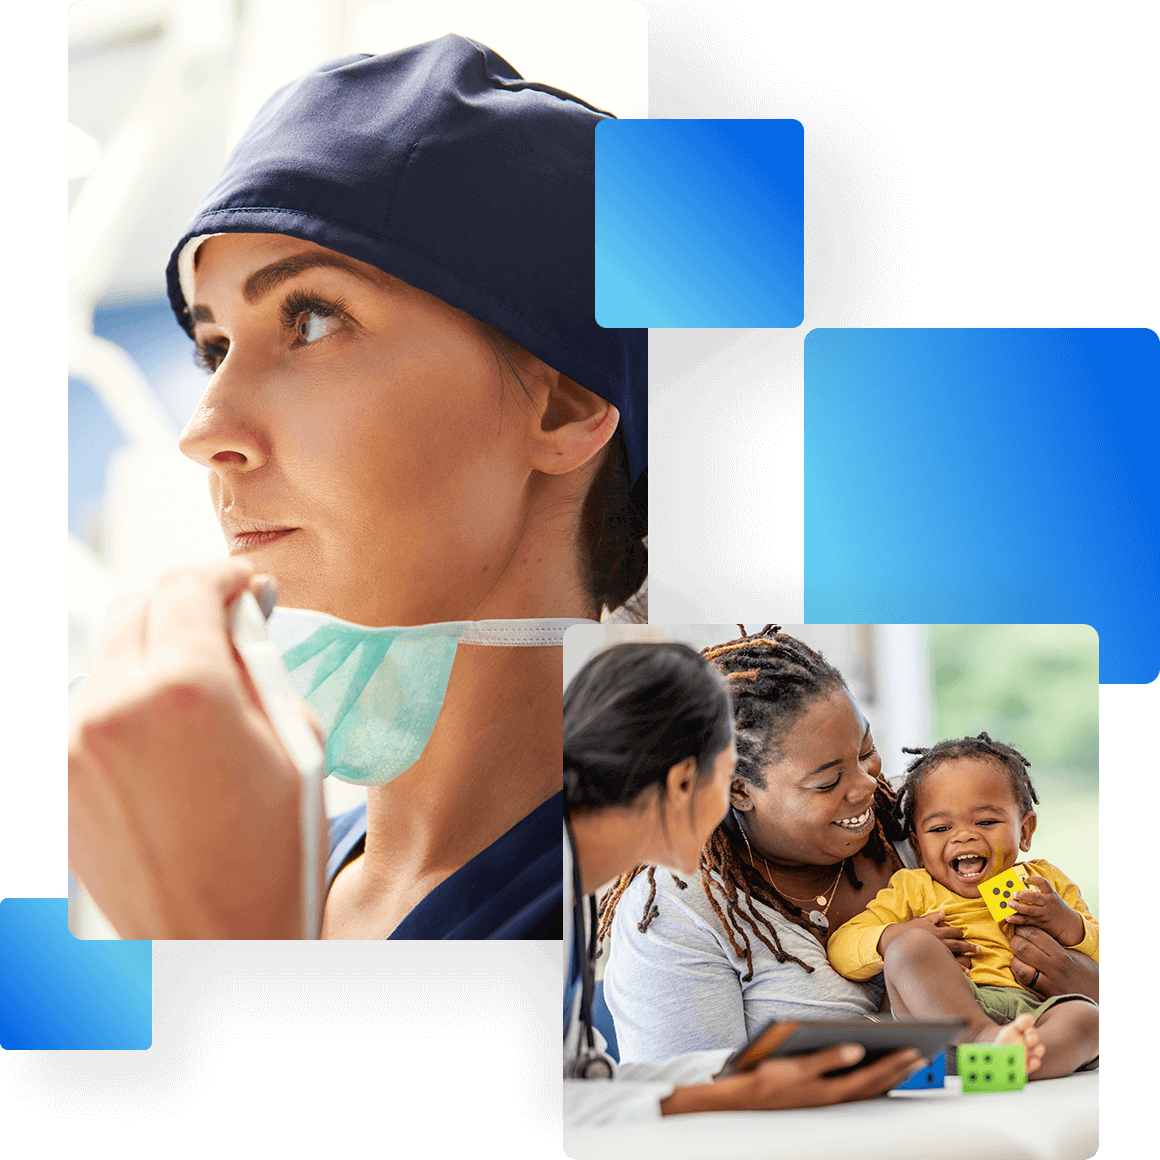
left=968, top=982, right=1096, bottom=1026
left=949, top=984, right=1099, bottom=1073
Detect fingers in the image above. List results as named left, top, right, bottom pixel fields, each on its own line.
left=1009, top=923, right=1053, bottom=960
left=1009, top=927, right=1056, bottom=990
left=809, top=1043, right=868, bottom=1075
left=1010, top=890, right=1048, bottom=916
left=825, top=1049, right=926, bottom=1102
left=926, top=917, right=970, bottom=945
left=921, top=910, right=946, bottom=925
left=747, top=1045, right=926, bottom=1110
left=143, top=560, right=257, bottom=674
left=942, top=937, right=978, bottom=955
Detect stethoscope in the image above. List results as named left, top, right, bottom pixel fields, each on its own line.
left=564, top=815, right=615, bottom=1080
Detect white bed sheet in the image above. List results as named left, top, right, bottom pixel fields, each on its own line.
left=564, top=1072, right=1098, bottom=1160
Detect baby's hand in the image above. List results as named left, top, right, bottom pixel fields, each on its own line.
left=1006, top=876, right=1085, bottom=948
left=878, top=912, right=981, bottom=973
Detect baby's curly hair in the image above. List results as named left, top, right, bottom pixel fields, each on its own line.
left=895, top=731, right=1040, bottom=836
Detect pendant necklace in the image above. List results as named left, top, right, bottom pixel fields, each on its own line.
left=735, top=815, right=845, bottom=931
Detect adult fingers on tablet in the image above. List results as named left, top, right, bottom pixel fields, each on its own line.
left=745, top=1044, right=866, bottom=1108
left=753, top=1045, right=921, bottom=1107
left=827, top=1048, right=926, bottom=1102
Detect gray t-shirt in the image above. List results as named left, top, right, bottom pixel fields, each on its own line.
left=603, top=866, right=892, bottom=1064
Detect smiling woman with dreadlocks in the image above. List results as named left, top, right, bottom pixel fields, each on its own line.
left=564, top=640, right=924, bottom=1125
left=599, top=626, right=944, bottom=1062
left=601, top=626, right=1099, bottom=1064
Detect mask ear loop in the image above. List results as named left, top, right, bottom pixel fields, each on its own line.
left=457, top=618, right=596, bottom=646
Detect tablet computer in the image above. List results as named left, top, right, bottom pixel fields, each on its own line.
left=718, top=1018, right=966, bottom=1078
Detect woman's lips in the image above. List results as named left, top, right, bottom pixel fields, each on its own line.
left=832, top=806, right=874, bottom=834
left=230, top=527, right=297, bottom=554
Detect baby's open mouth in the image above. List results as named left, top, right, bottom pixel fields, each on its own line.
left=949, top=854, right=988, bottom=881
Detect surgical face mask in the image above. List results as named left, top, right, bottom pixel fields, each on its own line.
left=264, top=609, right=590, bottom=785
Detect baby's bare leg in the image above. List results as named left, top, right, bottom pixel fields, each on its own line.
left=883, top=926, right=996, bottom=1038
left=881, top=927, right=1044, bottom=1073
left=1031, top=1000, right=1099, bottom=1079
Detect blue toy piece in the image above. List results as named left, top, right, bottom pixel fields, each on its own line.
left=894, top=1050, right=946, bottom=1090
left=957, top=1042, right=1027, bottom=1091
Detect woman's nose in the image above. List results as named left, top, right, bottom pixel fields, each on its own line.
left=848, top=768, right=877, bottom=802
left=178, top=360, right=269, bottom=472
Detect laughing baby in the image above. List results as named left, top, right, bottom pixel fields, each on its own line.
left=827, top=733, right=1098, bottom=1078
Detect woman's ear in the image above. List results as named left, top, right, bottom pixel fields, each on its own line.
left=728, top=777, right=753, bottom=811
left=524, top=364, right=619, bottom=477
left=664, top=757, right=698, bottom=806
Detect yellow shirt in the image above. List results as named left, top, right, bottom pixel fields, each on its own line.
left=827, top=859, right=1099, bottom=989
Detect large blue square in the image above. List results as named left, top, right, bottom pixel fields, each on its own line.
left=804, top=328, right=1160, bottom=684
left=596, top=119, right=804, bottom=328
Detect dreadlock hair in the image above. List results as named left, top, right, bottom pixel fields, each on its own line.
left=599, top=625, right=906, bottom=981
left=895, top=732, right=1039, bottom=837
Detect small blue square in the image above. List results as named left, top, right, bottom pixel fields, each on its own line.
left=596, top=119, right=803, bottom=328
left=0, top=898, right=151, bottom=1050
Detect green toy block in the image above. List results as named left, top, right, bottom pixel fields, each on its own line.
left=957, top=1043, right=1027, bottom=1091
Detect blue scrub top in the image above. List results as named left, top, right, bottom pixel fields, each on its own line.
left=326, top=791, right=563, bottom=940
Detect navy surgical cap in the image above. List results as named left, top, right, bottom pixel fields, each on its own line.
left=166, top=34, right=646, bottom=483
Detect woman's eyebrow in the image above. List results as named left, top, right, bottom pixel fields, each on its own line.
left=190, top=254, right=397, bottom=323
left=242, top=252, right=393, bottom=303
left=801, top=723, right=872, bottom=780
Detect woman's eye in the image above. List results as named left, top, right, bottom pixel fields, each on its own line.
left=860, top=747, right=877, bottom=762
left=279, top=290, right=352, bottom=346
left=293, top=310, right=340, bottom=344
left=817, top=778, right=841, bottom=792
left=193, top=340, right=228, bottom=374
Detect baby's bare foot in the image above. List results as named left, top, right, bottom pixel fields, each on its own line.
left=984, top=1013, right=1045, bottom=1075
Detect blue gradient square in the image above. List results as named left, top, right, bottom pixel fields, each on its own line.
left=0, top=899, right=151, bottom=1049
left=596, top=119, right=803, bottom=327
left=804, top=328, right=1159, bottom=684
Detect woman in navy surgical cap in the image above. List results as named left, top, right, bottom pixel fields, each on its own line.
left=67, top=35, right=645, bottom=941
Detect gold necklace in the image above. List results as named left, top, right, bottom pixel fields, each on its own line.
left=735, top=816, right=845, bottom=931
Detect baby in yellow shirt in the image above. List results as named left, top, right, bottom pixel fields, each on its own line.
left=827, top=733, right=1098, bottom=1079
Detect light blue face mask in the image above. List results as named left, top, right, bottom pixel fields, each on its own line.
left=263, top=609, right=590, bottom=786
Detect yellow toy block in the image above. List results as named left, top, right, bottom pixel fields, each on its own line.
left=980, top=863, right=1030, bottom=925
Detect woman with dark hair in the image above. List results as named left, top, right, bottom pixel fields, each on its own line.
left=67, top=35, right=645, bottom=941
left=564, top=641, right=924, bottom=1125
left=600, top=627, right=1099, bottom=1062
